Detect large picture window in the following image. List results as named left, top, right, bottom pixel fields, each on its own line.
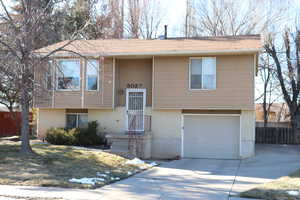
left=57, top=60, right=80, bottom=90
left=86, top=60, right=99, bottom=91
left=66, top=113, right=88, bottom=129
left=190, top=57, right=216, bottom=90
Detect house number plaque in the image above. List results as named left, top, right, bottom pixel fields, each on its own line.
left=126, top=83, right=143, bottom=88
left=118, top=83, right=143, bottom=95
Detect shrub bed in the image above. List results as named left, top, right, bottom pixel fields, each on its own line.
left=46, top=121, right=106, bottom=146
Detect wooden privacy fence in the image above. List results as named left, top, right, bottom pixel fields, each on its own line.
left=255, top=127, right=295, bottom=144
left=0, top=112, right=33, bottom=137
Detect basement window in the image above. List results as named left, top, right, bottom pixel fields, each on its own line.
left=66, top=113, right=88, bottom=129
left=189, top=57, right=216, bottom=90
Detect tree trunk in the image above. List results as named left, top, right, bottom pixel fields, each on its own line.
left=263, top=99, right=268, bottom=127
left=20, top=87, right=33, bottom=154
left=291, top=110, right=300, bottom=144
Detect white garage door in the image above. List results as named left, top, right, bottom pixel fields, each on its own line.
left=183, top=115, right=240, bottom=159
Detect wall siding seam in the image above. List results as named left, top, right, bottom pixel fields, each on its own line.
left=152, top=56, right=155, bottom=109
left=81, top=59, right=85, bottom=108
left=102, top=58, right=104, bottom=105
left=112, top=57, right=116, bottom=109
left=52, top=64, right=55, bottom=108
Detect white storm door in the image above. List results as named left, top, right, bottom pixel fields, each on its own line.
left=126, top=89, right=146, bottom=132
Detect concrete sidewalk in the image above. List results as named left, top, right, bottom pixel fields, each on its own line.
left=0, top=159, right=239, bottom=200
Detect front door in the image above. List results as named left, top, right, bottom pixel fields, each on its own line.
left=126, top=89, right=146, bottom=132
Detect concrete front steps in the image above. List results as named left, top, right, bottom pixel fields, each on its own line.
left=106, top=132, right=152, bottom=159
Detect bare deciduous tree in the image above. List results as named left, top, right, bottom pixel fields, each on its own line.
left=0, top=58, right=19, bottom=112
left=265, top=29, right=300, bottom=141
left=0, top=0, right=83, bottom=153
left=139, top=0, right=163, bottom=39
left=93, top=0, right=125, bottom=39
left=126, top=0, right=141, bottom=38
left=184, top=0, right=198, bottom=37
left=185, top=0, right=286, bottom=37
left=256, top=54, right=281, bottom=126
left=125, top=0, right=163, bottom=39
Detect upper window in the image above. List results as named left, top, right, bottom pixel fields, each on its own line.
left=57, top=60, right=80, bottom=90
left=190, top=57, right=216, bottom=90
left=86, top=60, right=99, bottom=91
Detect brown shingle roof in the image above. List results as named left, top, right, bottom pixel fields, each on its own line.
left=35, top=35, right=262, bottom=57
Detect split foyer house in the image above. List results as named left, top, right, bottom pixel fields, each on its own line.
left=34, top=35, right=261, bottom=159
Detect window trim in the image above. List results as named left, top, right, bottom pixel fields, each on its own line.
left=46, top=60, right=53, bottom=91
left=66, top=113, right=88, bottom=128
left=188, top=57, right=217, bottom=90
left=56, top=59, right=81, bottom=91
left=85, top=59, right=100, bottom=91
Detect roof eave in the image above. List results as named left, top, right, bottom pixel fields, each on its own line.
left=107, top=48, right=262, bottom=57
left=35, top=48, right=262, bottom=58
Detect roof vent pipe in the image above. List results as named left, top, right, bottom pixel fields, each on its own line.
left=164, top=25, right=168, bottom=39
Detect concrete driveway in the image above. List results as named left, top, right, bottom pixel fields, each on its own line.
left=1, top=145, right=300, bottom=200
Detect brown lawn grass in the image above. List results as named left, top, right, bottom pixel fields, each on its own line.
left=240, top=169, right=300, bottom=200
left=0, top=140, right=142, bottom=189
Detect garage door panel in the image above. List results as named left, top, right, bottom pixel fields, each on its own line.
left=183, top=115, right=240, bottom=159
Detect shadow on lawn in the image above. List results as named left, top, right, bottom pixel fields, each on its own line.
left=0, top=143, right=139, bottom=189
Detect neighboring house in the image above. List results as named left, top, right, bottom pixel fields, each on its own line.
left=34, top=35, right=261, bottom=159
left=255, top=103, right=290, bottom=127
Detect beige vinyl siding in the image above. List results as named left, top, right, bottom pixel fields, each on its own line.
left=54, top=91, right=82, bottom=108
left=115, top=59, right=152, bottom=106
left=33, top=61, right=53, bottom=108
left=153, top=55, right=255, bottom=110
left=51, top=58, right=83, bottom=108
left=84, top=57, right=113, bottom=108
left=34, top=57, right=114, bottom=109
left=34, top=92, right=53, bottom=108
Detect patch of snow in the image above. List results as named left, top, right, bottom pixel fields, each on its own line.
left=287, top=190, right=299, bottom=196
left=69, top=177, right=105, bottom=185
left=125, top=158, right=146, bottom=165
left=149, top=162, right=158, bottom=167
left=125, top=158, right=159, bottom=168
left=127, top=171, right=133, bottom=175
left=110, top=177, right=120, bottom=181
left=139, top=165, right=148, bottom=170
left=105, top=171, right=110, bottom=174
left=96, top=172, right=108, bottom=177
